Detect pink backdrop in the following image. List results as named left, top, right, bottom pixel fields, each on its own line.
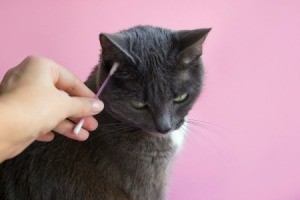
left=1, top=1, right=300, bottom=199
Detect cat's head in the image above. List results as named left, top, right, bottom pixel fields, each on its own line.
left=97, top=26, right=210, bottom=136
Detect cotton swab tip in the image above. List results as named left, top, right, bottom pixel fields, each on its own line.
left=73, top=62, right=119, bottom=135
left=109, top=62, right=119, bottom=75
left=73, top=118, right=84, bottom=134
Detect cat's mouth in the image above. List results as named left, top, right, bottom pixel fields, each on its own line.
left=140, top=120, right=185, bottom=137
left=142, top=129, right=172, bottom=137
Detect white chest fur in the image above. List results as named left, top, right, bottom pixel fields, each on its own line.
left=170, top=121, right=188, bottom=154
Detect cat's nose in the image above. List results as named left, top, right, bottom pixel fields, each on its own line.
left=153, top=107, right=172, bottom=134
left=155, top=119, right=172, bottom=134
left=156, top=126, right=172, bottom=134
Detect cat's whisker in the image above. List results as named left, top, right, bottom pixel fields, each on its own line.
left=179, top=124, right=198, bottom=147
left=97, top=123, right=135, bottom=128
left=186, top=120, right=233, bottom=148
left=184, top=122, right=224, bottom=158
left=90, top=126, right=138, bottom=140
left=186, top=120, right=226, bottom=138
left=188, top=118, right=234, bottom=134
left=96, top=121, right=134, bottom=125
left=98, top=126, right=136, bottom=134
left=181, top=124, right=209, bottom=153
left=187, top=121, right=219, bottom=135
left=101, top=128, right=137, bottom=137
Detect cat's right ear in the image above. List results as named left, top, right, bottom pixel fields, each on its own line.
left=99, top=33, right=135, bottom=64
left=175, top=28, right=211, bottom=65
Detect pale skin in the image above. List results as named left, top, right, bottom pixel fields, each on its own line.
left=0, top=56, right=104, bottom=163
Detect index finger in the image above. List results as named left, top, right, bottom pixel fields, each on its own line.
left=50, top=59, right=95, bottom=98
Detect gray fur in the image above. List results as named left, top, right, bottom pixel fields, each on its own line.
left=0, top=25, right=210, bottom=200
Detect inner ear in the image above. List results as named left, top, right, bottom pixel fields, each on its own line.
left=175, top=28, right=211, bottom=65
left=99, top=33, right=136, bottom=64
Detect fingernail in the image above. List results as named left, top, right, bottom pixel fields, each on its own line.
left=92, top=99, right=104, bottom=113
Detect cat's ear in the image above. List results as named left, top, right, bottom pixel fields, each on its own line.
left=176, top=28, right=211, bottom=65
left=99, top=33, right=135, bottom=64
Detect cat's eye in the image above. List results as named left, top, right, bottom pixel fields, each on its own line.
left=173, top=93, right=188, bottom=103
left=130, top=100, right=147, bottom=109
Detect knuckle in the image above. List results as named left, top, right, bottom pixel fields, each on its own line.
left=68, top=98, right=92, bottom=117
left=39, top=127, right=50, bottom=137
left=2, top=68, right=14, bottom=81
left=79, top=100, right=92, bottom=116
left=61, top=123, right=73, bottom=135
left=54, top=121, right=73, bottom=135
left=24, top=55, right=35, bottom=62
left=25, top=55, right=36, bottom=60
left=69, top=78, right=87, bottom=97
left=24, top=55, right=53, bottom=68
left=5, top=68, right=14, bottom=75
left=68, top=80, right=78, bottom=94
left=24, top=55, right=40, bottom=64
left=79, top=104, right=90, bottom=116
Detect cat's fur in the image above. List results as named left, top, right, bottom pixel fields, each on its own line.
left=0, top=25, right=210, bottom=200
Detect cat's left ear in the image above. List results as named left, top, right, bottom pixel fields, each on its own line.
left=99, top=33, right=135, bottom=64
left=175, top=28, right=211, bottom=64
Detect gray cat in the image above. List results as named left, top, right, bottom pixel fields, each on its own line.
left=0, top=25, right=210, bottom=200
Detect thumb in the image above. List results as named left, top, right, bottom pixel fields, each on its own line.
left=67, top=97, right=104, bottom=118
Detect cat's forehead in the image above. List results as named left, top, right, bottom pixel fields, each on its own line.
left=124, top=26, right=173, bottom=47
left=123, top=27, right=176, bottom=66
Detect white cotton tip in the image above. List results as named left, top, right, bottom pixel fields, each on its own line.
left=73, top=118, right=84, bottom=134
left=109, top=62, right=119, bottom=75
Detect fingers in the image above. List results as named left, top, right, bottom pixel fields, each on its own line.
left=67, top=97, right=104, bottom=118
left=50, top=60, right=95, bottom=98
left=1, top=67, right=15, bottom=84
left=0, top=67, right=19, bottom=94
left=36, top=132, right=55, bottom=142
left=68, top=116, right=98, bottom=131
left=21, top=55, right=95, bottom=98
left=53, top=119, right=90, bottom=141
left=37, top=116, right=98, bottom=142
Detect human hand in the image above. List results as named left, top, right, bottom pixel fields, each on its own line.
left=0, top=56, right=103, bottom=161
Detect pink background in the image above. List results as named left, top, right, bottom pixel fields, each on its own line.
left=1, top=1, right=300, bottom=199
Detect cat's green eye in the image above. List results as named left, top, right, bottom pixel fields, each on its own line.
left=130, top=100, right=147, bottom=109
left=173, top=93, right=188, bottom=103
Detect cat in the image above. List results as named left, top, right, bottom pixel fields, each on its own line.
left=0, top=25, right=210, bottom=200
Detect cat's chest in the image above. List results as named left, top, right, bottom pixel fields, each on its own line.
left=78, top=123, right=187, bottom=199
left=170, top=122, right=187, bottom=154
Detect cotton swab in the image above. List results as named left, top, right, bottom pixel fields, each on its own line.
left=73, top=62, right=119, bottom=134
